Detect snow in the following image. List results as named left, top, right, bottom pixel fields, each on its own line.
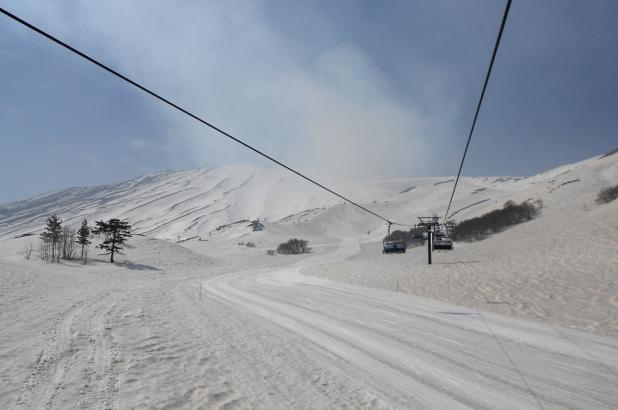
left=305, top=198, right=618, bottom=337
left=0, top=152, right=617, bottom=408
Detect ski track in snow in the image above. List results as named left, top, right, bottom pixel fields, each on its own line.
left=204, top=245, right=618, bottom=410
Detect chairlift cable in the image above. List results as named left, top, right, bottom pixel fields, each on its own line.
left=443, top=0, right=512, bottom=223
left=0, top=6, right=407, bottom=226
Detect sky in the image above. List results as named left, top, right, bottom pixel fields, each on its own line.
left=1, top=0, right=617, bottom=203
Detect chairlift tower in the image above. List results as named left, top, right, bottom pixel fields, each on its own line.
left=417, top=216, right=440, bottom=265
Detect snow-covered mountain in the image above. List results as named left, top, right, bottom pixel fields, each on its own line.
left=1, top=151, right=617, bottom=241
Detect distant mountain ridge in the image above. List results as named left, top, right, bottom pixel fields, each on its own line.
left=1, top=153, right=617, bottom=241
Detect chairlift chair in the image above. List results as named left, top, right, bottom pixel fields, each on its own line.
left=433, top=236, right=453, bottom=250
left=383, top=240, right=406, bottom=254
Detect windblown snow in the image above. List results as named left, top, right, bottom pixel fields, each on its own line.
left=1, top=152, right=617, bottom=409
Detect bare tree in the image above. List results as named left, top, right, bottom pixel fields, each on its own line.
left=39, top=232, right=49, bottom=261
left=61, top=225, right=76, bottom=260
left=24, top=242, right=33, bottom=260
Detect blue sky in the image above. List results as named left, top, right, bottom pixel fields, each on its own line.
left=1, top=0, right=616, bottom=203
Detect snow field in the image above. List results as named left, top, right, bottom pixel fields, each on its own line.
left=1, top=229, right=617, bottom=409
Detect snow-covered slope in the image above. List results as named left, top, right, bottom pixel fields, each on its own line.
left=0, top=164, right=338, bottom=240
left=1, top=151, right=617, bottom=242
left=1, top=151, right=617, bottom=409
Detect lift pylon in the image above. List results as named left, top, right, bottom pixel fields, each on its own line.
left=417, top=217, right=440, bottom=265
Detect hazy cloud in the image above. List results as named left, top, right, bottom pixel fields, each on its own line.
left=6, top=0, right=437, bottom=180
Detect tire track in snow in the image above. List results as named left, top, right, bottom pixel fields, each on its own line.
left=204, top=263, right=618, bottom=409
left=238, top=282, right=607, bottom=409
left=14, top=291, right=123, bottom=410
left=176, top=280, right=390, bottom=409
left=206, top=274, right=523, bottom=409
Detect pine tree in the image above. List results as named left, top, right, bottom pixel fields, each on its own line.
left=76, top=219, right=91, bottom=264
left=93, top=219, right=132, bottom=263
left=40, top=214, right=63, bottom=263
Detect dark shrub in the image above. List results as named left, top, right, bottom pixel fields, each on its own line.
left=452, top=200, right=542, bottom=242
left=276, top=239, right=311, bottom=255
left=383, top=227, right=425, bottom=248
left=596, top=184, right=618, bottom=204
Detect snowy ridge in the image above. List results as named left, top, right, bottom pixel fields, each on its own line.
left=1, top=153, right=617, bottom=241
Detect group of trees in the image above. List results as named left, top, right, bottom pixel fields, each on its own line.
left=452, top=200, right=542, bottom=241
left=38, top=215, right=131, bottom=264
left=275, top=238, right=311, bottom=255
left=39, top=215, right=89, bottom=263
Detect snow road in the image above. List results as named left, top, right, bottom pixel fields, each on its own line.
left=204, top=252, right=618, bottom=409
left=2, top=236, right=617, bottom=409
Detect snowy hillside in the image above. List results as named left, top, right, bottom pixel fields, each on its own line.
left=1, top=151, right=617, bottom=409
left=1, top=151, right=617, bottom=243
